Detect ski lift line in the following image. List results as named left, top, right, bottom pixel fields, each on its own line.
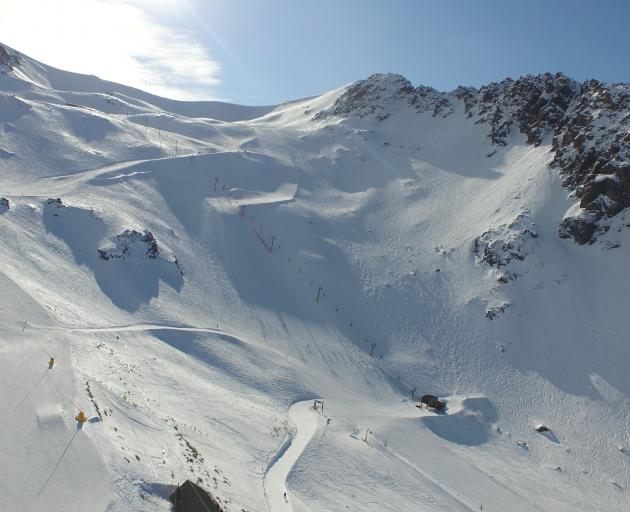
left=36, top=428, right=81, bottom=497
left=14, top=368, right=49, bottom=412
left=14, top=341, right=87, bottom=415
left=254, top=229, right=273, bottom=253
left=32, top=337, right=53, bottom=358
left=51, top=381, right=83, bottom=411
left=214, top=177, right=386, bottom=364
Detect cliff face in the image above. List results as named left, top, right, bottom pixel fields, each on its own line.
left=316, top=72, right=630, bottom=244
left=0, top=44, right=20, bottom=68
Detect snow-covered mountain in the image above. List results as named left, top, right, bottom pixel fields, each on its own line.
left=1, top=42, right=629, bottom=512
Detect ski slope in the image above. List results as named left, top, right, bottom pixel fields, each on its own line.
left=1, top=43, right=630, bottom=511
left=264, top=401, right=321, bottom=512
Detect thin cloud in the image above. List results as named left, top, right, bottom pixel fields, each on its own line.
left=0, top=0, right=221, bottom=100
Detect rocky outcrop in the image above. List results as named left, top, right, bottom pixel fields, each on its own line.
left=470, top=75, right=629, bottom=243
left=558, top=211, right=599, bottom=244
left=0, top=44, right=20, bottom=69
left=315, top=74, right=415, bottom=121
left=0, top=197, right=9, bottom=213
left=470, top=73, right=579, bottom=147
left=486, top=302, right=511, bottom=320
left=98, top=229, right=159, bottom=260
left=473, top=212, right=538, bottom=268
left=315, top=72, right=630, bottom=244
left=315, top=74, right=456, bottom=121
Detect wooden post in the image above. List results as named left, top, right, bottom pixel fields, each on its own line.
left=313, top=400, right=324, bottom=413
left=315, top=286, right=323, bottom=303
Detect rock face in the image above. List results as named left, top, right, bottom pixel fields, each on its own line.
left=98, top=230, right=159, bottom=260
left=315, top=74, right=415, bottom=121
left=473, top=212, right=538, bottom=268
left=0, top=197, right=9, bottom=213
left=0, top=44, right=20, bottom=69
left=316, top=73, right=630, bottom=244
left=557, top=211, right=599, bottom=245
left=485, top=302, right=511, bottom=320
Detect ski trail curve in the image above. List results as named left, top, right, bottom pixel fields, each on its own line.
left=265, top=400, right=321, bottom=512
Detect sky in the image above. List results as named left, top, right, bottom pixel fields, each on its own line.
left=0, top=0, right=629, bottom=105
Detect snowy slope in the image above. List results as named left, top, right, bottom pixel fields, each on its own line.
left=1, top=43, right=630, bottom=512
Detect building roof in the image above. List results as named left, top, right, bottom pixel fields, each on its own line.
left=169, top=480, right=225, bottom=512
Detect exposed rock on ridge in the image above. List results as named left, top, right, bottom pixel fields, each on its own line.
left=316, top=72, right=630, bottom=244
left=0, top=44, right=20, bottom=69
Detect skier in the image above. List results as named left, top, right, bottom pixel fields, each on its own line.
left=284, top=492, right=288, bottom=503
left=75, top=411, right=88, bottom=424
left=48, top=357, right=55, bottom=369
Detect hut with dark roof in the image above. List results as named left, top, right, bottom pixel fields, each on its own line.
left=169, top=480, right=225, bottom=512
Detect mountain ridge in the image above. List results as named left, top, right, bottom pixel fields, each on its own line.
left=315, top=71, right=630, bottom=244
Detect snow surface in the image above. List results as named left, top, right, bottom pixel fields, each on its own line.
left=1, top=45, right=630, bottom=511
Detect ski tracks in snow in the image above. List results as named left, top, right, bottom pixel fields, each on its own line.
left=264, top=400, right=321, bottom=512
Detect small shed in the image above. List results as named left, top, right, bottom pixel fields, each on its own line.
left=169, top=480, right=225, bottom=512
left=417, top=394, right=446, bottom=413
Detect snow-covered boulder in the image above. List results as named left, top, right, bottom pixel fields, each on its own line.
left=98, top=229, right=159, bottom=260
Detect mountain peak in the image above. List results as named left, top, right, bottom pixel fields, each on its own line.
left=312, top=71, right=629, bottom=244
left=315, top=73, right=414, bottom=120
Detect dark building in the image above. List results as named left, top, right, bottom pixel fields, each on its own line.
left=169, top=480, right=225, bottom=512
left=419, top=394, right=446, bottom=412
